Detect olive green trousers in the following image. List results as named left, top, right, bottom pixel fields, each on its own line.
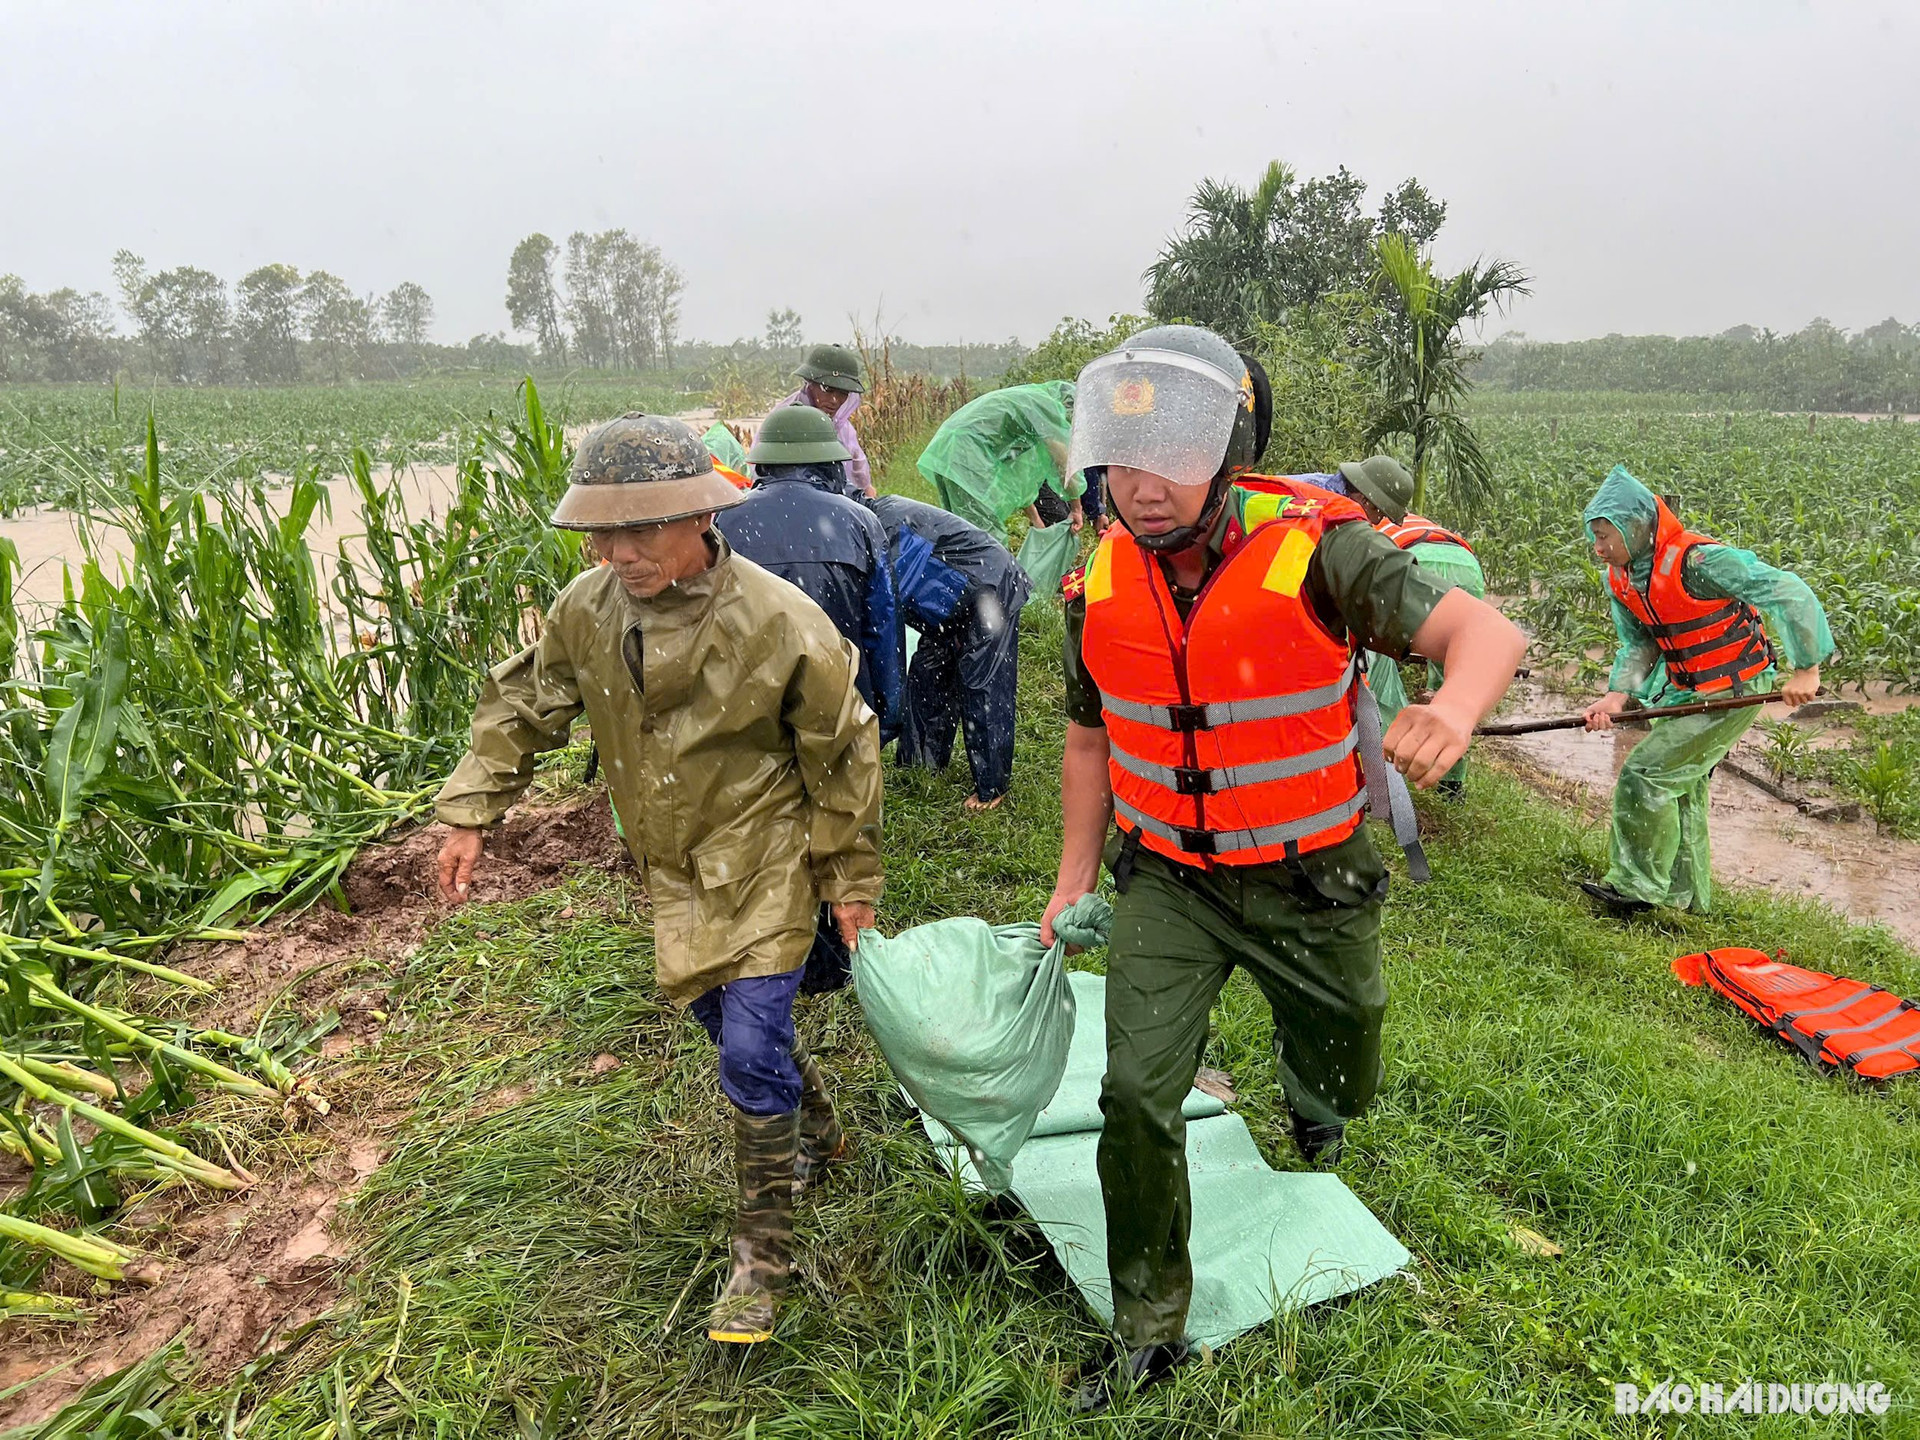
left=1098, top=835, right=1387, bottom=1346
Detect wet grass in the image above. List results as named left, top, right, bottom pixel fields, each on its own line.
left=38, top=594, right=1916, bottom=1438
left=16, top=427, right=1920, bottom=1436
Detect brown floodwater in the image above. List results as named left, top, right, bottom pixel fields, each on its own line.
left=1487, top=682, right=1920, bottom=951
left=1, top=461, right=466, bottom=610
left=0, top=409, right=761, bottom=610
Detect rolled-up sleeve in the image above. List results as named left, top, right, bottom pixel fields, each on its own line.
left=784, top=634, right=884, bottom=905
left=433, top=624, right=585, bottom=829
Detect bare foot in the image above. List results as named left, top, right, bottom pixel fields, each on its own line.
left=964, top=794, right=1005, bottom=813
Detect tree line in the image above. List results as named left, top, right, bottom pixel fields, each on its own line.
left=1014, top=159, right=1529, bottom=513
left=505, top=231, right=684, bottom=371
left=0, top=257, right=450, bottom=386
left=1472, top=321, right=1920, bottom=413
left=0, top=257, right=460, bottom=385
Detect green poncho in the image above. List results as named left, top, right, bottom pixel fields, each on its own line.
left=1583, top=465, right=1834, bottom=702
left=701, top=421, right=749, bottom=475
left=1582, top=465, right=1836, bottom=911
left=917, top=381, right=1083, bottom=534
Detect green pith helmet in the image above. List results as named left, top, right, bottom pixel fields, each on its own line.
left=794, top=343, right=865, bottom=394
left=1337, top=455, right=1416, bottom=523
left=746, top=404, right=854, bottom=465
left=550, top=413, right=745, bottom=530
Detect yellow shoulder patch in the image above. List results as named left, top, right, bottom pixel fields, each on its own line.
left=1090, top=537, right=1121, bottom=602
left=1260, top=527, right=1318, bottom=598
left=1084, top=535, right=1115, bottom=604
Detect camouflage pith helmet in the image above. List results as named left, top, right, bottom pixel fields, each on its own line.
left=794, top=343, right=865, bottom=394
left=551, top=413, right=746, bottom=530
left=1337, top=455, right=1416, bottom=523
left=746, top=404, right=853, bottom=465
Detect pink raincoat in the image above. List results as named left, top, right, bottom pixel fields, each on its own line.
left=777, top=386, right=873, bottom=497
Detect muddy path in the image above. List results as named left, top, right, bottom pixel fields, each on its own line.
left=1487, top=682, right=1920, bottom=950
left=0, top=796, right=629, bottom=1428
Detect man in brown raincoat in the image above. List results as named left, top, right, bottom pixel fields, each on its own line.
left=433, top=413, right=883, bottom=1344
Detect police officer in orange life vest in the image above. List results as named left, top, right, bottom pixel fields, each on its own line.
left=1039, top=326, right=1526, bottom=1408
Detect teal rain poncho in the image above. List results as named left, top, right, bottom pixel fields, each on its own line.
left=916, top=382, right=1083, bottom=537
left=1364, top=538, right=1485, bottom=789
left=701, top=421, right=750, bottom=475
left=1582, top=466, right=1835, bottom=911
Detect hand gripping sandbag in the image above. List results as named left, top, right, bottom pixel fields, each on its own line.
left=852, top=895, right=1111, bottom=1191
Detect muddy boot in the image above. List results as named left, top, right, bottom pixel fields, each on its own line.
left=707, top=1110, right=798, bottom=1345
left=792, top=1043, right=852, bottom=1198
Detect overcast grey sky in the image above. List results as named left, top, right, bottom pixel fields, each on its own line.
left=3, top=0, right=1913, bottom=348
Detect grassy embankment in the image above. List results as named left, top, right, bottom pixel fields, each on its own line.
left=25, top=432, right=1920, bottom=1439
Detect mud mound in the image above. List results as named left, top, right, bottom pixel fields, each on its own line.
left=192, top=794, right=624, bottom=1036
left=344, top=792, right=621, bottom=919
left=0, top=796, right=628, bottom=1426
left=0, top=1132, right=386, bottom=1427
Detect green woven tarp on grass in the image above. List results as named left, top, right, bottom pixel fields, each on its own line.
left=920, top=971, right=1411, bottom=1350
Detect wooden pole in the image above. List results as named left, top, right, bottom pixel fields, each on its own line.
left=1476, top=690, right=1788, bottom=737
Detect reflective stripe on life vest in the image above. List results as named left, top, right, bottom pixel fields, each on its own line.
left=1111, top=726, right=1359, bottom=796
left=1099, top=657, right=1358, bottom=732
left=1673, top=948, right=1920, bottom=1081
left=1114, top=791, right=1370, bottom=859
left=1376, top=512, right=1475, bottom=554
left=1079, top=480, right=1370, bottom=869
left=1607, top=498, right=1774, bottom=694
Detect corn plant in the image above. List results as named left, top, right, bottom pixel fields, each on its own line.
left=850, top=331, right=974, bottom=469
left=1447, top=409, right=1920, bottom=690
left=1758, top=718, right=1814, bottom=782
left=1, top=379, right=581, bottom=1298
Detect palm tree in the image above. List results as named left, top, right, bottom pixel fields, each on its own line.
left=1364, top=235, right=1530, bottom=513
left=1143, top=161, right=1295, bottom=345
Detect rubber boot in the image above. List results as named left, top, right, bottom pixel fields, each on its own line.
left=707, top=1110, right=798, bottom=1344
left=1071, top=1340, right=1191, bottom=1413
left=1291, top=1112, right=1346, bottom=1167
left=1578, top=879, right=1653, bottom=918
left=791, top=1042, right=852, bottom=1198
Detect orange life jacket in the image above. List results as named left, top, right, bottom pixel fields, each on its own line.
left=1077, top=477, right=1373, bottom=868
left=1673, top=948, right=1920, bottom=1081
left=1376, top=512, right=1474, bottom=555
left=1606, top=499, right=1773, bottom=694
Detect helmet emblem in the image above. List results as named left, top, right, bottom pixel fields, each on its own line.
left=1110, top=376, right=1155, bottom=416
